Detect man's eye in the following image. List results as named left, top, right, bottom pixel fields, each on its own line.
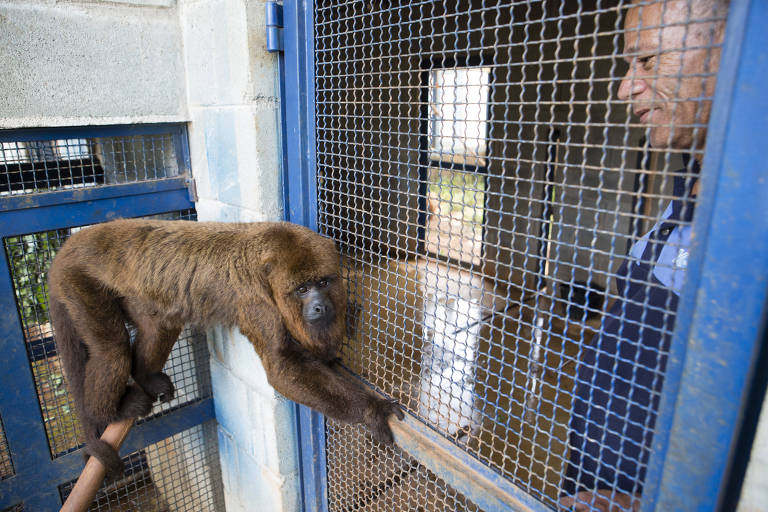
left=638, top=55, right=654, bottom=67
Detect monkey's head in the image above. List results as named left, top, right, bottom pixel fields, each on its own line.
left=264, top=227, right=347, bottom=361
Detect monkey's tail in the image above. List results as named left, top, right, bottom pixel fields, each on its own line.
left=49, top=296, right=87, bottom=415
left=49, top=296, right=126, bottom=479
left=83, top=424, right=126, bottom=480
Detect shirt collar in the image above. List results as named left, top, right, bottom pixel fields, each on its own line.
left=670, top=155, right=699, bottom=223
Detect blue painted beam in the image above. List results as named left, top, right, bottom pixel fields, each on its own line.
left=0, top=183, right=193, bottom=236
left=0, top=123, right=187, bottom=143
left=0, top=248, right=62, bottom=511
left=281, top=1, right=328, bottom=512
left=0, top=177, right=189, bottom=213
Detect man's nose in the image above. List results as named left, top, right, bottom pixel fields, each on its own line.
left=618, top=71, right=646, bottom=101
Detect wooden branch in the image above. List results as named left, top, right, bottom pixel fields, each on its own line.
left=60, top=418, right=135, bottom=512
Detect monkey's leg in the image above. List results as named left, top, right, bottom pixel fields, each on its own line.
left=57, top=274, right=152, bottom=479
left=261, top=338, right=404, bottom=444
left=127, top=306, right=182, bottom=404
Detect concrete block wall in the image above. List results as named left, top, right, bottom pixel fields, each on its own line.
left=0, top=0, right=186, bottom=128
left=181, top=0, right=281, bottom=223
left=178, top=1, right=299, bottom=511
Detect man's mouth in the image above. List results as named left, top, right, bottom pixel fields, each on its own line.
left=635, top=107, right=652, bottom=123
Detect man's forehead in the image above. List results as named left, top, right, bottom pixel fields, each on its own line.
left=623, top=1, right=688, bottom=51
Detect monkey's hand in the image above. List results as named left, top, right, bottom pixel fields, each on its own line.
left=258, top=335, right=404, bottom=444
left=363, top=397, right=404, bottom=444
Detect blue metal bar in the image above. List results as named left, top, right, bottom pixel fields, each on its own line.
left=282, top=0, right=318, bottom=231
left=0, top=177, right=188, bottom=213
left=641, top=0, right=768, bottom=510
left=295, top=405, right=329, bottom=512
left=0, top=247, right=62, bottom=511
left=0, top=123, right=187, bottom=142
left=0, top=184, right=193, bottom=236
left=0, top=398, right=215, bottom=510
left=281, top=1, right=328, bottom=511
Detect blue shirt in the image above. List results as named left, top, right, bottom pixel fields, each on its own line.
left=563, top=167, right=698, bottom=496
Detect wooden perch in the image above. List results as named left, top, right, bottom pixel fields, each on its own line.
left=60, top=418, right=135, bottom=512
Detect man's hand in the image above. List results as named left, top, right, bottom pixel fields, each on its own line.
left=559, top=491, right=640, bottom=512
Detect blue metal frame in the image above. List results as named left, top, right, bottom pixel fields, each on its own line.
left=279, top=1, right=329, bottom=511
left=281, top=0, right=768, bottom=510
left=0, top=124, right=215, bottom=511
left=641, top=0, right=768, bottom=509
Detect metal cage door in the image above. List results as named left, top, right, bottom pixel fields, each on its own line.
left=278, top=1, right=768, bottom=511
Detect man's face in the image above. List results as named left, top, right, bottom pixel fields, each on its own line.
left=618, top=1, right=723, bottom=150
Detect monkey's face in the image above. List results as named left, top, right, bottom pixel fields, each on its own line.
left=267, top=234, right=347, bottom=361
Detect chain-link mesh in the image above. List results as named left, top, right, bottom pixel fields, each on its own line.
left=0, top=134, right=181, bottom=196
left=59, top=421, right=224, bottom=511
left=326, top=419, right=482, bottom=511
left=315, top=0, right=727, bottom=509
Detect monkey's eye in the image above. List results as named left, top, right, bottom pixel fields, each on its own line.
left=297, top=285, right=309, bottom=295
left=319, top=279, right=328, bottom=288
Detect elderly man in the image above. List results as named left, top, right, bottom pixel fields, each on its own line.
left=560, top=1, right=728, bottom=511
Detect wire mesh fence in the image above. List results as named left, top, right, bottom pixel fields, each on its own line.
left=0, top=133, right=181, bottom=195
left=326, top=419, right=482, bottom=512
left=315, top=0, right=727, bottom=509
left=59, top=421, right=224, bottom=512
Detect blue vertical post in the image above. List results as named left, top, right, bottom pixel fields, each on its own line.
left=279, top=1, right=328, bottom=511
left=641, top=0, right=768, bottom=510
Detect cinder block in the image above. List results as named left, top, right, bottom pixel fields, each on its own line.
left=237, top=108, right=282, bottom=215
left=0, top=2, right=184, bottom=125
left=216, top=427, right=241, bottom=512
left=249, top=391, right=299, bottom=476
left=201, top=108, right=242, bottom=206
left=181, top=0, right=250, bottom=107
left=210, top=359, right=252, bottom=446
left=191, top=107, right=283, bottom=218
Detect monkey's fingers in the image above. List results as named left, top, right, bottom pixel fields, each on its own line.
left=387, top=399, right=405, bottom=421
left=364, top=398, right=404, bottom=444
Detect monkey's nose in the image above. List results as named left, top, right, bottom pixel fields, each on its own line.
left=305, top=301, right=334, bottom=325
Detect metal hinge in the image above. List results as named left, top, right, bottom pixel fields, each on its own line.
left=186, top=176, right=198, bottom=203
left=266, top=2, right=284, bottom=53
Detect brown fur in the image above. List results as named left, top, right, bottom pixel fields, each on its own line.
left=48, top=219, right=402, bottom=478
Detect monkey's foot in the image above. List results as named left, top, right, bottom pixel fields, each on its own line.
left=117, top=385, right=154, bottom=419
left=137, top=372, right=175, bottom=403
left=364, top=398, right=404, bottom=445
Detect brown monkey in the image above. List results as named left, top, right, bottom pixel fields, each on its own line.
left=48, top=219, right=403, bottom=478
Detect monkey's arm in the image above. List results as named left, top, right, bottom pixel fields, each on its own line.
left=262, top=336, right=403, bottom=444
